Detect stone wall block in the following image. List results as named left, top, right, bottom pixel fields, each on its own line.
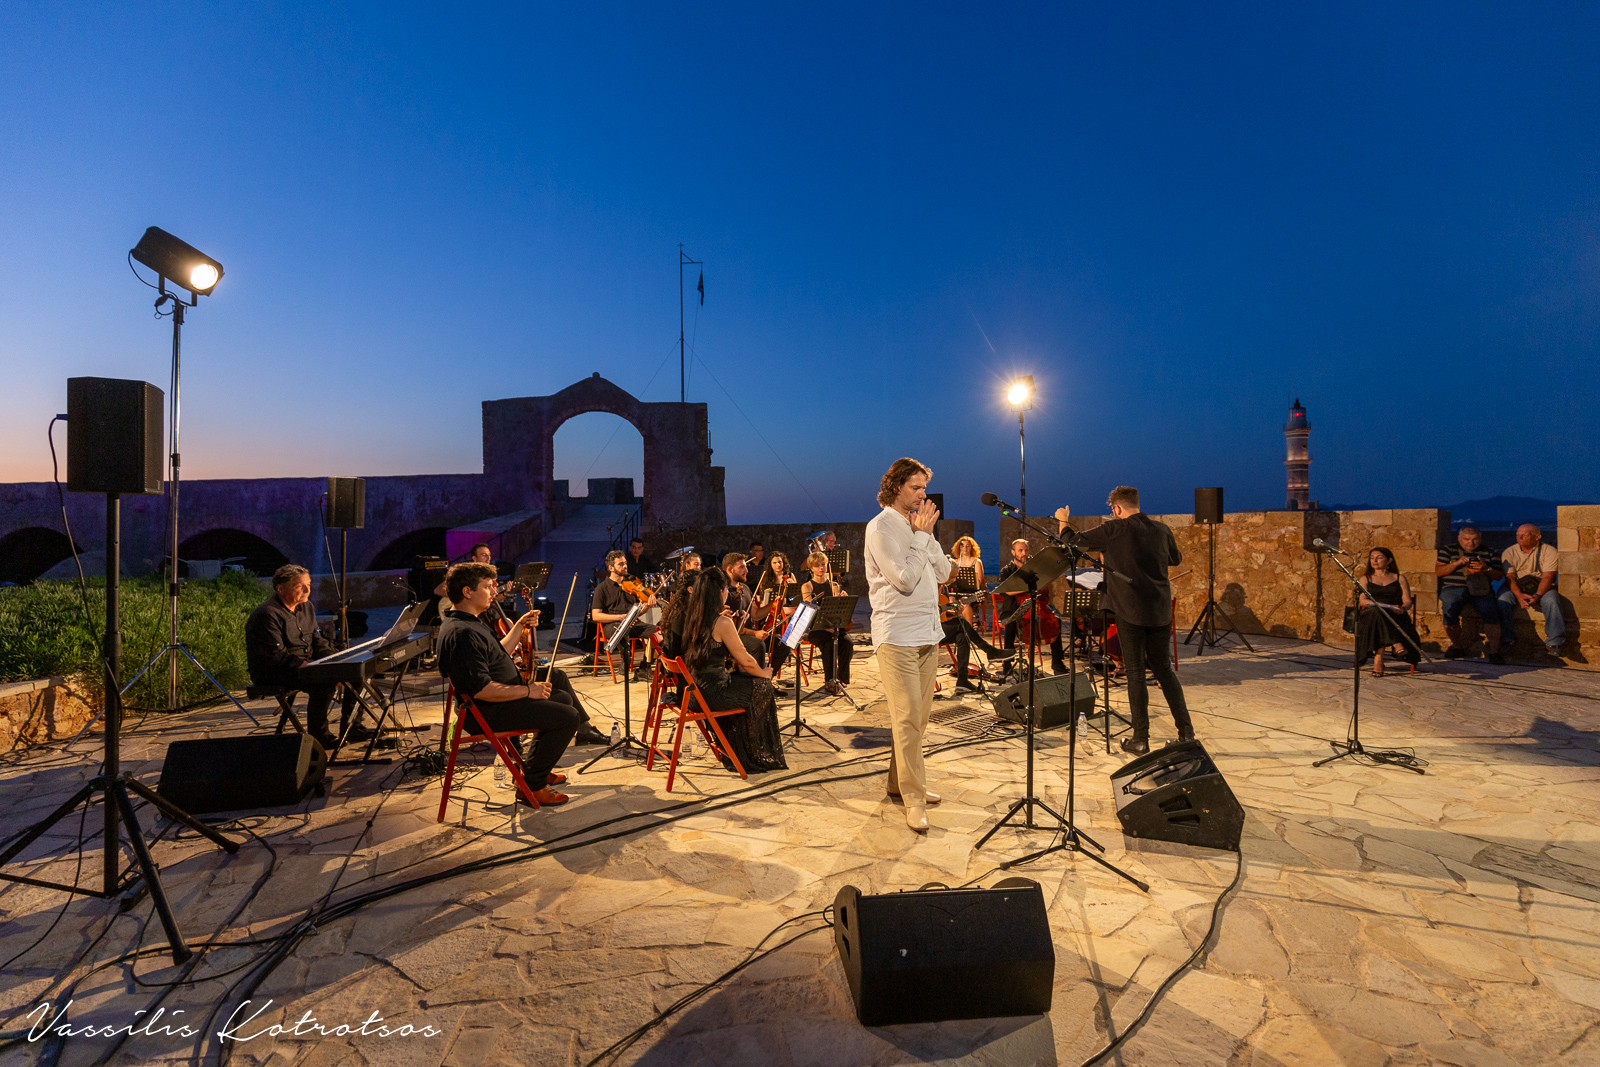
left=1350, top=510, right=1393, bottom=526
left=1557, top=505, right=1600, bottom=527
left=1558, top=527, right=1578, bottom=551
left=1392, top=548, right=1437, bottom=574
left=1560, top=551, right=1600, bottom=575
left=1581, top=528, right=1600, bottom=551
left=1576, top=576, right=1600, bottom=598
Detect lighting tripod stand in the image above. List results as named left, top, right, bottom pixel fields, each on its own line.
left=0, top=491, right=239, bottom=964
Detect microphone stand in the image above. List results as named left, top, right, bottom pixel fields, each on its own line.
left=1312, top=545, right=1427, bottom=774
left=977, top=504, right=1149, bottom=891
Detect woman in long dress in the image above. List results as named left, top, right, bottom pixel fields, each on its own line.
left=678, top=567, right=788, bottom=772
left=1356, top=547, right=1422, bottom=676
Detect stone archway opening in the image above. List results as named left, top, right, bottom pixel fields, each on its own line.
left=178, top=529, right=290, bottom=578
left=368, top=527, right=449, bottom=571
left=0, top=527, right=76, bottom=585
left=552, top=412, right=644, bottom=504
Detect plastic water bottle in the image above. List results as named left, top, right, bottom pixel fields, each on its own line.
left=493, top=762, right=507, bottom=785
left=609, top=721, right=620, bottom=746
left=1077, top=710, right=1089, bottom=740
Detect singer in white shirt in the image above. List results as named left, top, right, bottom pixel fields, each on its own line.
left=864, top=457, right=949, bottom=833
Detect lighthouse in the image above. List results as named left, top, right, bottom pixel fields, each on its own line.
left=1284, top=398, right=1311, bottom=509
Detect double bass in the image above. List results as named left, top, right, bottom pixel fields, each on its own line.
left=1008, top=590, right=1060, bottom=647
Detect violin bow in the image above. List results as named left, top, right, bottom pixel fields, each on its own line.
left=544, top=574, right=579, bottom=685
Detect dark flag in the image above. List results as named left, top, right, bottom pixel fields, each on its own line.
left=697, top=271, right=704, bottom=305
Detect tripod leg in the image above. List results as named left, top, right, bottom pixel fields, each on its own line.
left=975, top=796, right=1031, bottom=850
left=177, top=645, right=263, bottom=726
left=0, top=782, right=99, bottom=867
left=1211, top=603, right=1256, bottom=651
left=111, top=782, right=193, bottom=965
left=1074, top=841, right=1151, bottom=891
left=122, top=776, right=240, bottom=853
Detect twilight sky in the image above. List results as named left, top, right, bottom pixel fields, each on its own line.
left=2, top=3, right=1596, bottom=526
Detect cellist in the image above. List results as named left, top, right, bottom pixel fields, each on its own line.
left=997, top=538, right=1069, bottom=676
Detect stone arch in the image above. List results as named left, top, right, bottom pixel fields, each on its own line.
left=0, top=526, right=76, bottom=585
left=178, top=528, right=290, bottom=578
left=482, top=373, right=726, bottom=528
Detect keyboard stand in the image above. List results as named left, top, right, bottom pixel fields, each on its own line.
left=329, top=658, right=417, bottom=767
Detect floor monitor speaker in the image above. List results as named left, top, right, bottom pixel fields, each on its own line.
left=992, top=671, right=1096, bottom=730
left=1109, top=739, right=1243, bottom=851
left=65, top=377, right=164, bottom=495
left=326, top=476, right=366, bottom=529
left=833, top=879, right=1054, bottom=1026
left=157, top=734, right=326, bottom=814
left=1195, top=487, right=1224, bottom=525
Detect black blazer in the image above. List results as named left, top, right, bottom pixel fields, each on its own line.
left=1072, top=514, right=1182, bottom=628
left=245, top=594, right=331, bottom=685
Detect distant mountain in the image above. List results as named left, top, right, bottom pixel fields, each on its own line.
left=1440, top=496, right=1596, bottom=530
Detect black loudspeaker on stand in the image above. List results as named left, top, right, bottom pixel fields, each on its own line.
left=1109, top=739, right=1244, bottom=852
left=833, top=879, right=1055, bottom=1026
left=325, top=476, right=366, bottom=647
left=1, top=378, right=241, bottom=965
left=1184, top=486, right=1254, bottom=655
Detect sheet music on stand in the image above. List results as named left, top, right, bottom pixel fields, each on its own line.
left=950, top=566, right=980, bottom=595
left=605, top=603, right=645, bottom=653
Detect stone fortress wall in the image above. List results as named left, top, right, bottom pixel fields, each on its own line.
left=1002, top=507, right=1595, bottom=663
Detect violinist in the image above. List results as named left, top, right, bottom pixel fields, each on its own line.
left=720, top=553, right=770, bottom=668
left=998, top=539, right=1069, bottom=676
left=591, top=550, right=659, bottom=678
left=752, top=551, right=799, bottom=681
left=1056, top=487, right=1194, bottom=756
left=801, top=551, right=852, bottom=695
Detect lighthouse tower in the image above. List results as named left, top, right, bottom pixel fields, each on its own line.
left=1284, top=398, right=1311, bottom=509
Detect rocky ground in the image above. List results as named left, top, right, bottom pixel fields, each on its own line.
left=1, top=636, right=1597, bottom=1066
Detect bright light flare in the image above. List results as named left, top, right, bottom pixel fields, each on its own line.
left=189, top=263, right=220, bottom=292
left=1007, top=375, right=1035, bottom=407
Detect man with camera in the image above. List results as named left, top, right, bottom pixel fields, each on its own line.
left=1436, top=526, right=1505, bottom=663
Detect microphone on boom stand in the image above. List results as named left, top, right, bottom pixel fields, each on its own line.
left=1311, top=538, right=1349, bottom=556
left=985, top=493, right=1135, bottom=585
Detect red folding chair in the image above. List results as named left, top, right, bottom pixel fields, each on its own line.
left=436, top=692, right=550, bottom=820
left=648, top=656, right=748, bottom=793
left=639, top=634, right=673, bottom=748
left=591, top=621, right=648, bottom=682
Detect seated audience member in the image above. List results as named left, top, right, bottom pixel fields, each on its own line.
left=246, top=564, right=364, bottom=750
left=437, top=562, right=581, bottom=807
left=1497, top=524, right=1565, bottom=658
left=1436, top=526, right=1505, bottom=663
left=1356, top=548, right=1422, bottom=676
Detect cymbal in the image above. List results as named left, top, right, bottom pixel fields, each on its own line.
left=664, top=545, right=696, bottom=559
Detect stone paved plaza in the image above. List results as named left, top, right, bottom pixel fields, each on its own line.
left=1, top=636, right=1598, bottom=1066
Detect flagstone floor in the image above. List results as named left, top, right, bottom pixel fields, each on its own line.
left=1, top=636, right=1598, bottom=1067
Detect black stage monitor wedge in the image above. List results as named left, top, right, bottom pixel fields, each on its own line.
left=65, top=377, right=164, bottom=495
left=992, top=671, right=1096, bottom=730
left=157, top=734, right=326, bottom=815
left=326, top=476, right=366, bottom=529
left=1110, top=739, right=1243, bottom=851
left=1195, top=487, right=1224, bottom=525
left=833, top=880, right=1054, bottom=1026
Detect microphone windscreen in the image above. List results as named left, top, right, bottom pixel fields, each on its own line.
left=981, top=493, right=998, bottom=507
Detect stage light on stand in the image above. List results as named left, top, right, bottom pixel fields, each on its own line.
left=130, top=226, right=224, bottom=297
left=1008, top=375, right=1035, bottom=408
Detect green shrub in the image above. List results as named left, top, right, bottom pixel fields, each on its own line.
left=0, top=570, right=266, bottom=710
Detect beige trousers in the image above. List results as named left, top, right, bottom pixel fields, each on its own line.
left=877, top=643, right=937, bottom=804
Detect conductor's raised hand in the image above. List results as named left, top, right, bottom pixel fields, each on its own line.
left=911, top=500, right=940, bottom=534
left=1055, top=505, right=1070, bottom=527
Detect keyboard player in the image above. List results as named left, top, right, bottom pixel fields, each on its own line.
left=438, top=561, right=581, bottom=807
left=246, top=564, right=369, bottom=750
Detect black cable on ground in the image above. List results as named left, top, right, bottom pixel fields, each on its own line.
left=1079, top=847, right=1246, bottom=1067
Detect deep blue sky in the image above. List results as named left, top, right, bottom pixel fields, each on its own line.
left=3, top=3, right=1596, bottom=526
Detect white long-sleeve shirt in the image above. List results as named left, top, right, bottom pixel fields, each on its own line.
left=864, top=505, right=952, bottom=647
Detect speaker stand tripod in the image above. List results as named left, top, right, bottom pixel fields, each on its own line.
left=0, top=493, right=239, bottom=964
left=1184, top=521, right=1253, bottom=655
left=1311, top=546, right=1427, bottom=775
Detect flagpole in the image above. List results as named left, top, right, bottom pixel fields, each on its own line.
left=677, top=245, right=702, bottom=404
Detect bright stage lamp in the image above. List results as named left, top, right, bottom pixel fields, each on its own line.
left=1007, top=376, right=1035, bottom=407
left=130, top=227, right=224, bottom=297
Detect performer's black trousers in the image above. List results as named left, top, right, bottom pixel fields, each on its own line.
left=469, top=697, right=581, bottom=786
left=942, top=617, right=1007, bottom=680
left=303, top=682, right=358, bottom=737
left=1117, top=622, right=1193, bottom=741
left=809, top=629, right=852, bottom=683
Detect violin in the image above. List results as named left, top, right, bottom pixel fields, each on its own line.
left=619, top=577, right=652, bottom=602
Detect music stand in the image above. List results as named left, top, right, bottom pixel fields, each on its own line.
left=781, top=597, right=854, bottom=747
left=581, top=601, right=651, bottom=769
left=514, top=562, right=552, bottom=591
left=823, top=548, right=850, bottom=579
left=980, top=541, right=1148, bottom=890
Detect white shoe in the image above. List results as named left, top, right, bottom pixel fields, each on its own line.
left=923, top=791, right=941, bottom=805
left=905, top=804, right=928, bottom=833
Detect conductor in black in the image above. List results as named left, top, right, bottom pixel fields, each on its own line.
left=1057, top=486, right=1195, bottom=755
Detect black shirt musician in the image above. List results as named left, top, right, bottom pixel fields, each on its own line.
left=625, top=538, right=657, bottom=580
left=437, top=562, right=583, bottom=806
left=1058, top=487, right=1194, bottom=755
left=245, top=564, right=363, bottom=750
left=591, top=550, right=658, bottom=677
